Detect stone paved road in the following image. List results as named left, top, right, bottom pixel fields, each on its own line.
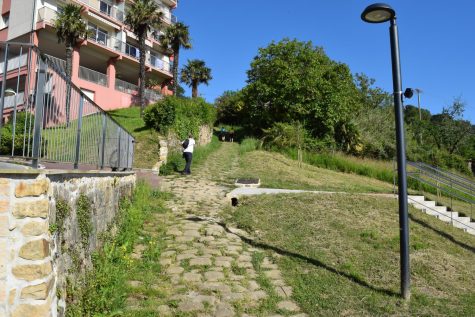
left=126, top=143, right=307, bottom=317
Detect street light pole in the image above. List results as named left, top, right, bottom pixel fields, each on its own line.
left=361, top=3, right=410, bottom=300
left=389, top=17, right=411, bottom=300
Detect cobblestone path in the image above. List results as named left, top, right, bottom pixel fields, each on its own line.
left=125, top=143, right=307, bottom=317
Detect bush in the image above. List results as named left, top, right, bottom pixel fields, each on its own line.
left=239, top=138, right=260, bottom=154
left=144, top=96, right=216, bottom=139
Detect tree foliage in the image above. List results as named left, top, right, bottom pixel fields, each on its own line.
left=125, top=0, right=163, bottom=116
left=143, top=96, right=216, bottom=139
left=160, top=22, right=192, bottom=96
left=244, top=38, right=361, bottom=139
left=215, top=90, right=245, bottom=125
left=180, top=59, right=212, bottom=98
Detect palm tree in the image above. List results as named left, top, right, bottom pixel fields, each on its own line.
left=54, top=3, right=88, bottom=125
left=160, top=22, right=191, bottom=96
left=125, top=0, right=163, bottom=116
left=180, top=59, right=212, bottom=98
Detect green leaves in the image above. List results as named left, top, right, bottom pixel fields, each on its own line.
left=180, top=59, right=212, bottom=98
left=243, top=38, right=361, bottom=139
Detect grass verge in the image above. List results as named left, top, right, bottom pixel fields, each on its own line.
left=236, top=150, right=394, bottom=193
left=66, top=182, right=169, bottom=316
left=108, top=107, right=161, bottom=169
left=228, top=193, right=475, bottom=316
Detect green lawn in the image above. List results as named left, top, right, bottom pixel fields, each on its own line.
left=108, top=107, right=160, bottom=169
left=227, top=193, right=475, bottom=316
left=236, top=150, right=395, bottom=193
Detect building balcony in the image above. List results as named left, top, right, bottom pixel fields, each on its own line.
left=76, top=0, right=124, bottom=22
left=79, top=65, right=108, bottom=86
left=158, top=0, right=178, bottom=8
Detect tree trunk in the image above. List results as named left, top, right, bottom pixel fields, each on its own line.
left=192, top=82, right=198, bottom=98
left=65, top=44, right=73, bottom=127
left=172, top=46, right=179, bottom=96
left=138, top=31, right=146, bottom=117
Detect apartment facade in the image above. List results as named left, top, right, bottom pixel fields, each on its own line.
left=0, top=0, right=176, bottom=111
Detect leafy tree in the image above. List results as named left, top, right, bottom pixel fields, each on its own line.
left=354, top=73, right=391, bottom=110
left=54, top=3, right=88, bottom=125
left=215, top=90, right=245, bottom=125
left=125, top=0, right=163, bottom=116
left=262, top=121, right=306, bottom=167
left=244, top=38, right=361, bottom=139
left=430, top=97, right=472, bottom=154
left=160, top=22, right=192, bottom=96
left=180, top=59, right=212, bottom=98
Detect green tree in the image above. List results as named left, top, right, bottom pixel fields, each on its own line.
left=125, top=0, right=163, bottom=116
left=215, top=90, right=245, bottom=124
left=160, top=22, right=192, bottom=96
left=354, top=73, right=391, bottom=110
left=180, top=59, right=212, bottom=98
left=244, top=38, right=361, bottom=139
left=430, top=97, right=472, bottom=154
left=54, top=3, right=88, bottom=125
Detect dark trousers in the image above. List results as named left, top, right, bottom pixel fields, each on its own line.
left=184, top=152, right=192, bottom=174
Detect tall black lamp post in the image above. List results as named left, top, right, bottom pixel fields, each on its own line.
left=361, top=3, right=410, bottom=299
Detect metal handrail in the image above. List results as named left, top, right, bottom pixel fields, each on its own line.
left=413, top=161, right=475, bottom=191
left=408, top=161, right=475, bottom=198
left=407, top=172, right=475, bottom=206
left=408, top=196, right=475, bottom=230
left=0, top=42, right=134, bottom=170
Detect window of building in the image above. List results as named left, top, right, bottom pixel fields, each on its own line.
left=88, top=23, right=109, bottom=45
left=0, top=14, right=9, bottom=29
left=100, top=1, right=112, bottom=16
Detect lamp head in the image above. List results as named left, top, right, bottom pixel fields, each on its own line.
left=361, top=3, right=396, bottom=23
left=404, top=88, right=414, bottom=99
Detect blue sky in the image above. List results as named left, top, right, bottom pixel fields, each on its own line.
left=175, top=0, right=475, bottom=123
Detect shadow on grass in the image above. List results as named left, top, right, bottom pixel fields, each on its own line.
left=133, top=126, right=149, bottom=133
left=409, top=213, right=475, bottom=254
left=185, top=215, right=400, bottom=298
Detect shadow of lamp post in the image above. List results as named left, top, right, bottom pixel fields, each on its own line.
left=361, top=3, right=411, bottom=300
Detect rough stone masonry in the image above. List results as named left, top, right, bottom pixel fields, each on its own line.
left=0, top=170, right=135, bottom=317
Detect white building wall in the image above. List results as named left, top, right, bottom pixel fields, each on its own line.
left=7, top=0, right=38, bottom=41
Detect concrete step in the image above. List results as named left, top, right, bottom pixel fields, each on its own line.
left=408, top=195, right=425, bottom=202
left=436, top=212, right=458, bottom=223
left=452, top=218, right=472, bottom=229
left=409, top=195, right=475, bottom=236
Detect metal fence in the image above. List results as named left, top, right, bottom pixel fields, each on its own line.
left=0, top=42, right=134, bottom=170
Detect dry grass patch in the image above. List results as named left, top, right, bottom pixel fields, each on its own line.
left=238, top=150, right=394, bottom=193
left=229, top=193, right=475, bottom=316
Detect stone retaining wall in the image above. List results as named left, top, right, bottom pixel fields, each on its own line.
left=153, top=125, right=214, bottom=172
left=0, top=171, right=135, bottom=317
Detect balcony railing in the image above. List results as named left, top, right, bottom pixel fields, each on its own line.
left=77, top=0, right=124, bottom=22
left=88, top=29, right=125, bottom=52
left=37, top=6, right=57, bottom=24
left=0, top=52, right=28, bottom=74
left=115, top=78, right=138, bottom=94
left=149, top=54, right=171, bottom=73
left=144, top=88, right=162, bottom=102
left=3, top=92, right=25, bottom=109
left=79, top=65, right=108, bottom=86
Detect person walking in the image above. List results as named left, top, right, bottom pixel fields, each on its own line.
left=182, top=133, right=195, bottom=175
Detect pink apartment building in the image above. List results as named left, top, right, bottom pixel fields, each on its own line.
left=0, top=0, right=176, bottom=112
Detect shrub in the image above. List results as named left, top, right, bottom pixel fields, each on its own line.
left=143, top=96, right=216, bottom=139
left=239, top=138, right=260, bottom=154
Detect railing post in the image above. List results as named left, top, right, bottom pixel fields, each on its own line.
left=32, top=58, right=47, bottom=168
left=100, top=114, right=107, bottom=169
left=125, top=133, right=130, bottom=170
left=116, top=127, right=121, bottom=170
left=74, top=94, right=84, bottom=169
left=0, top=43, right=10, bottom=141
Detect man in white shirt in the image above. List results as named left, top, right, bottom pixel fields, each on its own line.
left=182, top=133, right=195, bottom=175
